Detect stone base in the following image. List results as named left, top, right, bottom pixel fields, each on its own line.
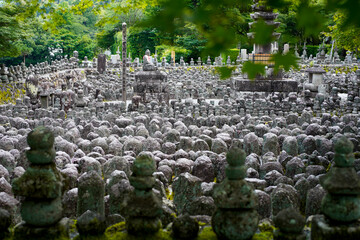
left=126, top=217, right=161, bottom=235
left=13, top=218, right=70, bottom=240
left=273, top=230, right=306, bottom=240
left=212, top=209, right=258, bottom=240
left=311, top=214, right=360, bottom=240
left=233, top=79, right=298, bottom=92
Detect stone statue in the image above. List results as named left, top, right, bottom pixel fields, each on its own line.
left=143, top=49, right=157, bottom=71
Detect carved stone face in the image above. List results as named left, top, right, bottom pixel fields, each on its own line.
left=145, top=49, right=150, bottom=56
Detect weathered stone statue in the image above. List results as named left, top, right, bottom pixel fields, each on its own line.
left=12, top=126, right=68, bottom=239
left=212, top=147, right=259, bottom=240
left=311, top=136, right=360, bottom=239
left=143, top=49, right=157, bottom=71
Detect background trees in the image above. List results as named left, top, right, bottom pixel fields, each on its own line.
left=0, top=0, right=359, bottom=69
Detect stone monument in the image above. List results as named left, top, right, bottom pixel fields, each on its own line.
left=126, top=155, right=162, bottom=235
left=12, top=127, right=68, bottom=239
left=134, top=50, right=169, bottom=104
left=212, top=148, right=259, bottom=240
left=311, top=136, right=360, bottom=239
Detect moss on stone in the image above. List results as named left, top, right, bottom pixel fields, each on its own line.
left=258, top=221, right=275, bottom=233
left=106, top=229, right=171, bottom=240
left=252, top=231, right=273, bottom=240
left=196, top=226, right=217, bottom=240
left=105, top=221, right=126, bottom=237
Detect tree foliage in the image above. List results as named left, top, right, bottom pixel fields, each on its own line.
left=327, top=12, right=360, bottom=53
left=0, top=0, right=359, bottom=72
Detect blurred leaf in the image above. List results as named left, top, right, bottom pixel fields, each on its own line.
left=215, top=66, right=237, bottom=80
left=266, top=0, right=290, bottom=9
left=242, top=61, right=266, bottom=80
left=251, top=20, right=276, bottom=45
left=296, top=1, right=326, bottom=37
left=139, top=0, right=188, bottom=33
left=326, top=0, right=360, bottom=28
left=271, top=52, right=299, bottom=74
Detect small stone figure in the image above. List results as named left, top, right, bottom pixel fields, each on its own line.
left=212, top=147, right=259, bottom=240
left=126, top=155, right=162, bottom=235
left=143, top=49, right=157, bottom=71
left=273, top=207, right=306, bottom=240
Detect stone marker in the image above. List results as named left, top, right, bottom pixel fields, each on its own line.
left=97, top=54, right=106, bottom=74
left=76, top=170, right=106, bottom=235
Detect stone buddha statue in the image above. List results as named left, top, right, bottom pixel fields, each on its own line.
left=143, top=49, right=157, bottom=71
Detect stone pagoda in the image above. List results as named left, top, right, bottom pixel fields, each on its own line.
left=247, top=0, right=281, bottom=58
left=311, top=136, right=360, bottom=239
left=234, top=0, right=297, bottom=93
left=12, top=126, right=68, bottom=239
left=212, top=147, right=259, bottom=240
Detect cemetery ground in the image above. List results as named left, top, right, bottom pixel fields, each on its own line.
left=0, top=52, right=359, bottom=239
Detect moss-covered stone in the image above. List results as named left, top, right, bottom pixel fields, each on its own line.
left=13, top=217, right=70, bottom=240
left=21, top=197, right=63, bottom=227
left=321, top=194, right=360, bottom=222
left=27, top=126, right=54, bottom=150
left=226, top=148, right=246, bottom=166
left=77, top=171, right=105, bottom=218
left=76, top=210, right=106, bottom=236
left=132, top=155, right=156, bottom=177
left=12, top=164, right=62, bottom=199
left=12, top=126, right=67, bottom=238
left=172, top=214, right=199, bottom=239
left=311, top=215, right=360, bottom=240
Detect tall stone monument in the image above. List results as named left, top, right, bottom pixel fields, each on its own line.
left=133, top=50, right=169, bottom=104
left=97, top=54, right=106, bottom=74
left=234, top=0, right=297, bottom=92
left=122, top=22, right=127, bottom=102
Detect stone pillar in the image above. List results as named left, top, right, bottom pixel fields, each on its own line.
left=76, top=170, right=105, bottom=235
left=122, top=22, right=127, bottom=102
left=212, top=148, right=259, bottom=240
left=40, top=93, right=49, bottom=109
left=97, top=54, right=106, bottom=74
left=12, top=127, right=68, bottom=239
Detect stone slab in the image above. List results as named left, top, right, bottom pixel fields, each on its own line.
left=234, top=79, right=298, bottom=92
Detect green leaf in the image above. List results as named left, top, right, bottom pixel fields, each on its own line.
left=251, top=20, right=276, bottom=45
left=326, top=0, right=360, bottom=28
left=214, top=66, right=237, bottom=80
left=242, top=61, right=266, bottom=80
left=296, top=1, right=326, bottom=37
left=271, top=52, right=299, bottom=74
